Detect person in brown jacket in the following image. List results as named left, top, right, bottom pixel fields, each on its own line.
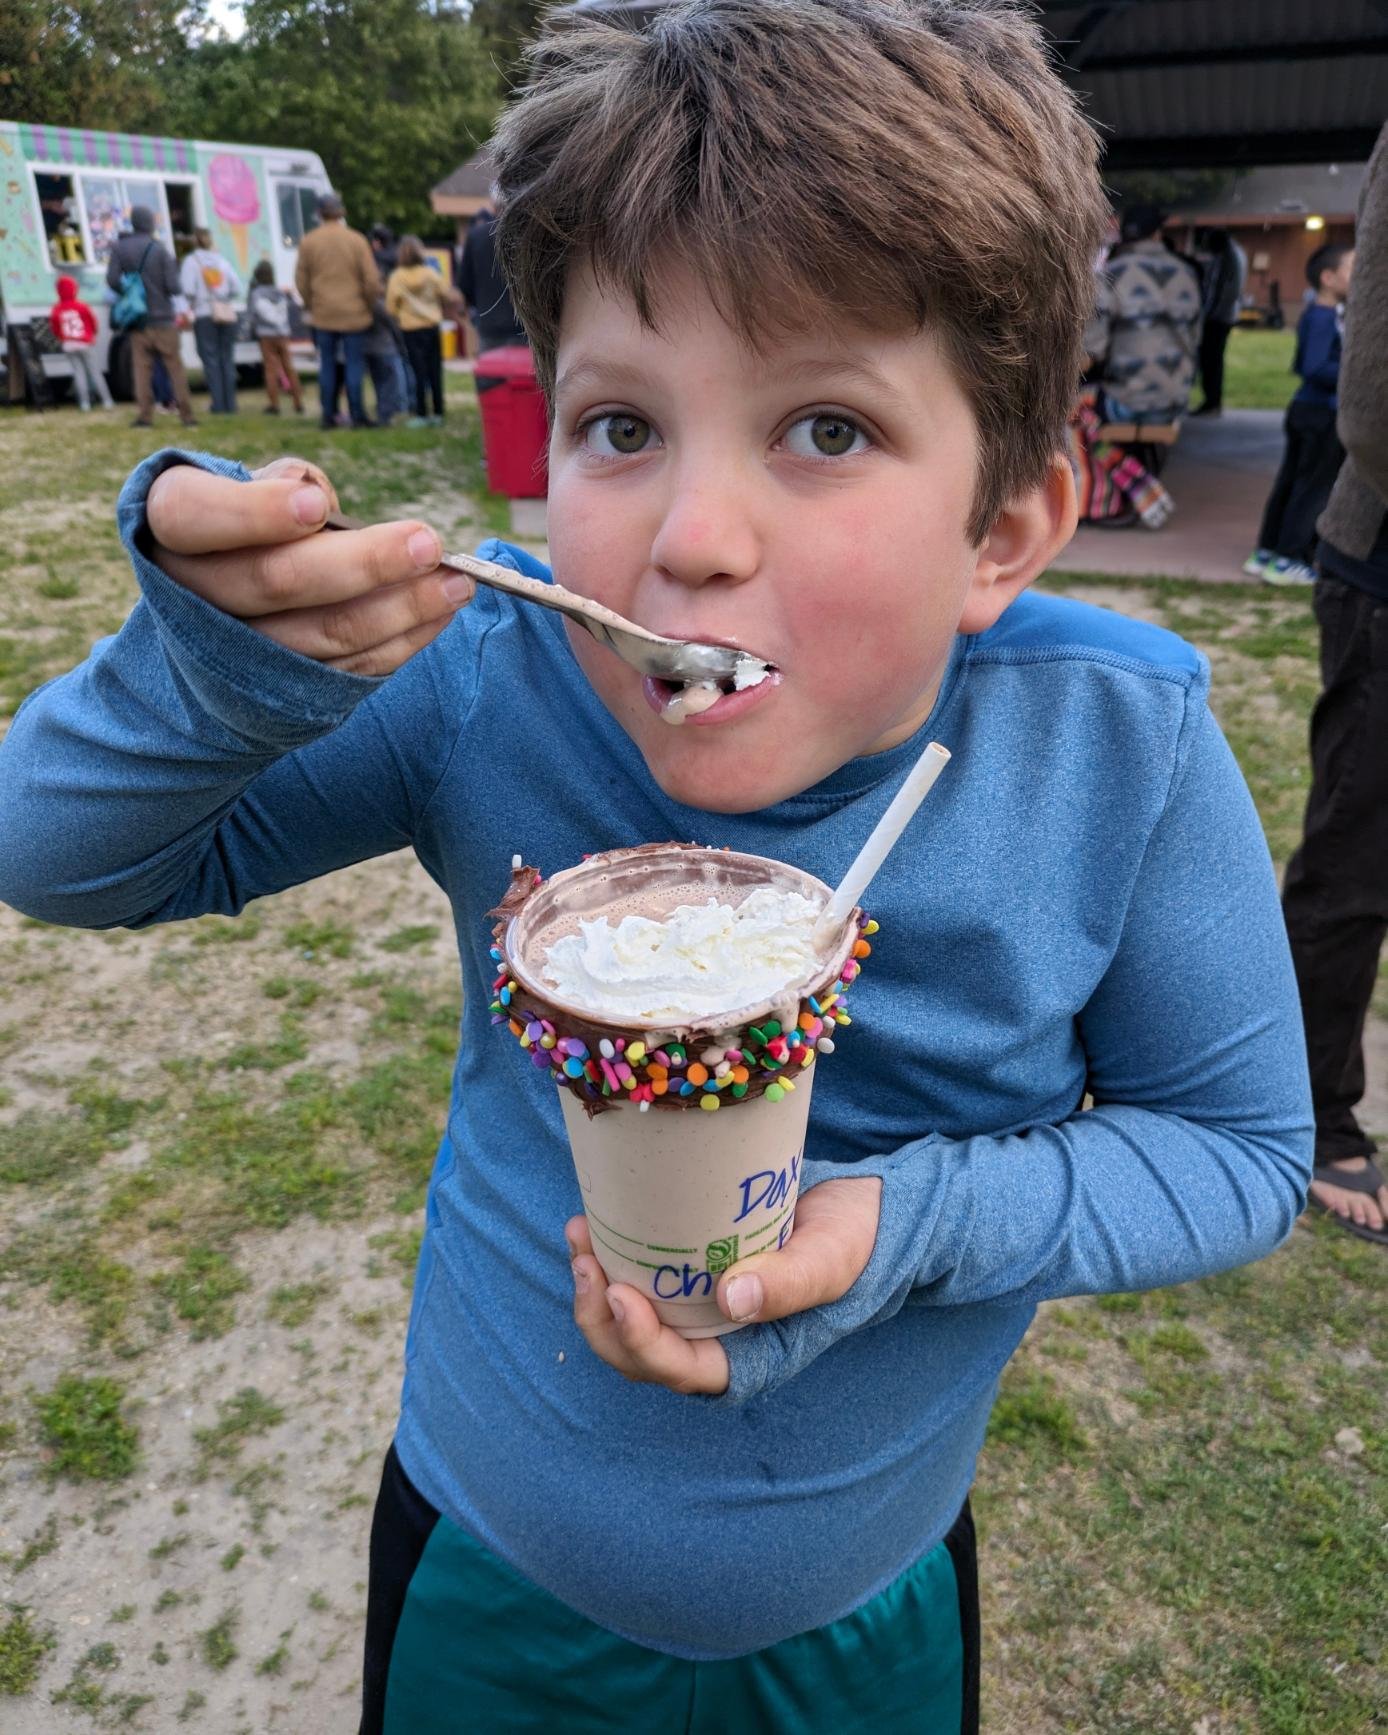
left=1281, top=121, right=1388, bottom=1244
left=294, top=191, right=381, bottom=428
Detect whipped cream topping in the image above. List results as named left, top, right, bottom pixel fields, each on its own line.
left=540, top=886, right=826, bottom=1021
left=660, top=681, right=722, bottom=725
left=659, top=658, right=772, bottom=726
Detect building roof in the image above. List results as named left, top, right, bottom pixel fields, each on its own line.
left=561, top=0, right=1388, bottom=170
left=1169, top=161, right=1366, bottom=225
left=430, top=147, right=495, bottom=215
left=1040, top=0, right=1388, bottom=168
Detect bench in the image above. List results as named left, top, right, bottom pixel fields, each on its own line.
left=1093, top=420, right=1181, bottom=446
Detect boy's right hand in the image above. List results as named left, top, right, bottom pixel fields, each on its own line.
left=146, top=456, right=474, bottom=676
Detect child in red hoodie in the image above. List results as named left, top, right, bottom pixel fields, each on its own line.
left=49, top=276, right=114, bottom=411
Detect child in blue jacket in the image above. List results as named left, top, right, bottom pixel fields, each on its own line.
left=1248, top=242, right=1356, bottom=583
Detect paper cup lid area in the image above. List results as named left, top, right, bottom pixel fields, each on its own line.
left=488, top=844, right=877, bottom=1115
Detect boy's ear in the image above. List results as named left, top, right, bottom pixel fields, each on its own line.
left=957, top=456, right=1078, bottom=635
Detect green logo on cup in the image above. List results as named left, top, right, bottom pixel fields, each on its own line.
left=705, top=1235, right=739, bottom=1274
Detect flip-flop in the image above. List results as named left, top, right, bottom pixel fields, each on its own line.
left=1308, top=1159, right=1388, bottom=1246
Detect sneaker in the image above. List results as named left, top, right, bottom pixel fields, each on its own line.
left=1190, top=403, right=1223, bottom=418
left=263, top=404, right=281, bottom=415
left=1241, top=548, right=1273, bottom=577
left=130, top=417, right=155, bottom=428
left=1263, top=557, right=1317, bottom=587
left=405, top=415, right=431, bottom=429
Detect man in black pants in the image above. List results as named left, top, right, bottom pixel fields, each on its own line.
left=1191, top=227, right=1246, bottom=417
left=1282, top=123, right=1388, bottom=1244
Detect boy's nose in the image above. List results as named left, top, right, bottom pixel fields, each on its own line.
left=649, top=467, right=760, bottom=591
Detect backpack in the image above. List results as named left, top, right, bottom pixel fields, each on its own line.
left=111, top=241, right=156, bottom=333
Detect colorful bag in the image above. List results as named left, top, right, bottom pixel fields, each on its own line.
left=200, top=255, right=239, bottom=324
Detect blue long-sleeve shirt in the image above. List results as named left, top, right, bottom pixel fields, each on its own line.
left=1293, top=301, right=1342, bottom=407
left=0, top=451, right=1312, bottom=1659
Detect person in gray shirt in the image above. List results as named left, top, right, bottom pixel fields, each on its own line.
left=105, top=206, right=197, bottom=428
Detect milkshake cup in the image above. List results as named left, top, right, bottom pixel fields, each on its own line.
left=489, top=845, right=875, bottom=1337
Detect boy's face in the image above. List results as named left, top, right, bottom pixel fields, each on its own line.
left=547, top=261, right=1059, bottom=813
left=1324, top=250, right=1355, bottom=301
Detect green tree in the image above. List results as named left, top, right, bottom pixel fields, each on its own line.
left=1105, top=168, right=1234, bottom=212
left=167, top=0, right=501, bottom=237
left=0, top=0, right=209, bottom=131
left=468, top=0, right=553, bottom=91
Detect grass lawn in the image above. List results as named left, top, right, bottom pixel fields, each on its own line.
left=1222, top=326, right=1299, bottom=412
left=0, top=394, right=1384, bottom=1733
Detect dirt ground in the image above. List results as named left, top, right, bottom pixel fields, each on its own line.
left=2, top=405, right=1383, bottom=1733
left=2, top=852, right=454, bottom=1732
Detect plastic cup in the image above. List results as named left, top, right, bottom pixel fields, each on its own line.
left=497, top=845, right=861, bottom=1337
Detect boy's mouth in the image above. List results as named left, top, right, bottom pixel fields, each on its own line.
left=644, top=667, right=780, bottom=727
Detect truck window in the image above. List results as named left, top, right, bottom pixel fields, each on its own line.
left=81, top=174, right=171, bottom=267
left=35, top=173, right=87, bottom=266
left=82, top=176, right=124, bottom=267
left=165, top=182, right=197, bottom=259
left=275, top=181, right=323, bottom=249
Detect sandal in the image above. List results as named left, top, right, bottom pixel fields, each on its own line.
left=1308, top=1158, right=1388, bottom=1246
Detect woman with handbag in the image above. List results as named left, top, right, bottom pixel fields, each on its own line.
left=180, top=227, right=243, bottom=414
left=385, top=236, right=446, bottom=426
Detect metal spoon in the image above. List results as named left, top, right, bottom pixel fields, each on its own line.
left=322, top=511, right=773, bottom=687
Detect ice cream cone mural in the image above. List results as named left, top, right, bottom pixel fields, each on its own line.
left=207, top=152, right=260, bottom=273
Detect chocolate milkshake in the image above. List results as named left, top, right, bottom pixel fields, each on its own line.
left=490, top=844, right=875, bottom=1336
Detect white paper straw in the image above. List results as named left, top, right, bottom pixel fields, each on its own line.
left=816, top=740, right=952, bottom=938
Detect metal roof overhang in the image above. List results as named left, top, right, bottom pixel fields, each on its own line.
left=562, top=0, right=1388, bottom=171
left=1039, top=0, right=1388, bottom=168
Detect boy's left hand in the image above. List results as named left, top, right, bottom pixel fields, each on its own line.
left=565, top=1176, right=881, bottom=1396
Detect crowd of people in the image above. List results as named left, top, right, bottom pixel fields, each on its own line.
left=1076, top=204, right=1356, bottom=582
left=48, top=189, right=523, bottom=432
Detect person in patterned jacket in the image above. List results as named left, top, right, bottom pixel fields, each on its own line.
left=1084, top=205, right=1203, bottom=425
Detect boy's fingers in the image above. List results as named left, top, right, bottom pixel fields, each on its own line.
left=716, top=1177, right=881, bottom=1324
left=254, top=568, right=471, bottom=662
left=570, top=1253, right=620, bottom=1339
left=320, top=612, right=457, bottom=677
left=565, top=1230, right=729, bottom=1395
left=154, top=520, right=443, bottom=617
left=599, top=1284, right=730, bottom=1396
left=147, top=466, right=336, bottom=555
left=251, top=456, right=341, bottom=514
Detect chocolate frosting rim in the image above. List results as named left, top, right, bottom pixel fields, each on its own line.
left=488, top=846, right=869, bottom=1117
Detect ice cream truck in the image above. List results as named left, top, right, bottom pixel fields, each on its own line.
left=0, top=121, right=332, bottom=403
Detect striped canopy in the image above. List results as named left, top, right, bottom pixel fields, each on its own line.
left=19, top=124, right=195, bottom=176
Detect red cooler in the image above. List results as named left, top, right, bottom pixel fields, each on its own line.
left=474, top=345, right=548, bottom=498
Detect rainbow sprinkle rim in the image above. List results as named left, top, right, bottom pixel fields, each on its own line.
left=488, top=864, right=877, bottom=1115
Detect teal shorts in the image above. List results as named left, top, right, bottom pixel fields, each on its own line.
left=361, top=1444, right=980, bottom=1734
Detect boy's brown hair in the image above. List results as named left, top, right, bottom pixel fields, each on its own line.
left=491, top=0, right=1106, bottom=543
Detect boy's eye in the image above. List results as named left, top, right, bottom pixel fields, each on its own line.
left=783, top=413, right=870, bottom=459
left=582, top=414, right=659, bottom=456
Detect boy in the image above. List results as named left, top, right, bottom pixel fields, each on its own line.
left=48, top=274, right=114, bottom=411
left=1246, top=242, right=1356, bottom=584
left=0, top=3, right=1311, bottom=1730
